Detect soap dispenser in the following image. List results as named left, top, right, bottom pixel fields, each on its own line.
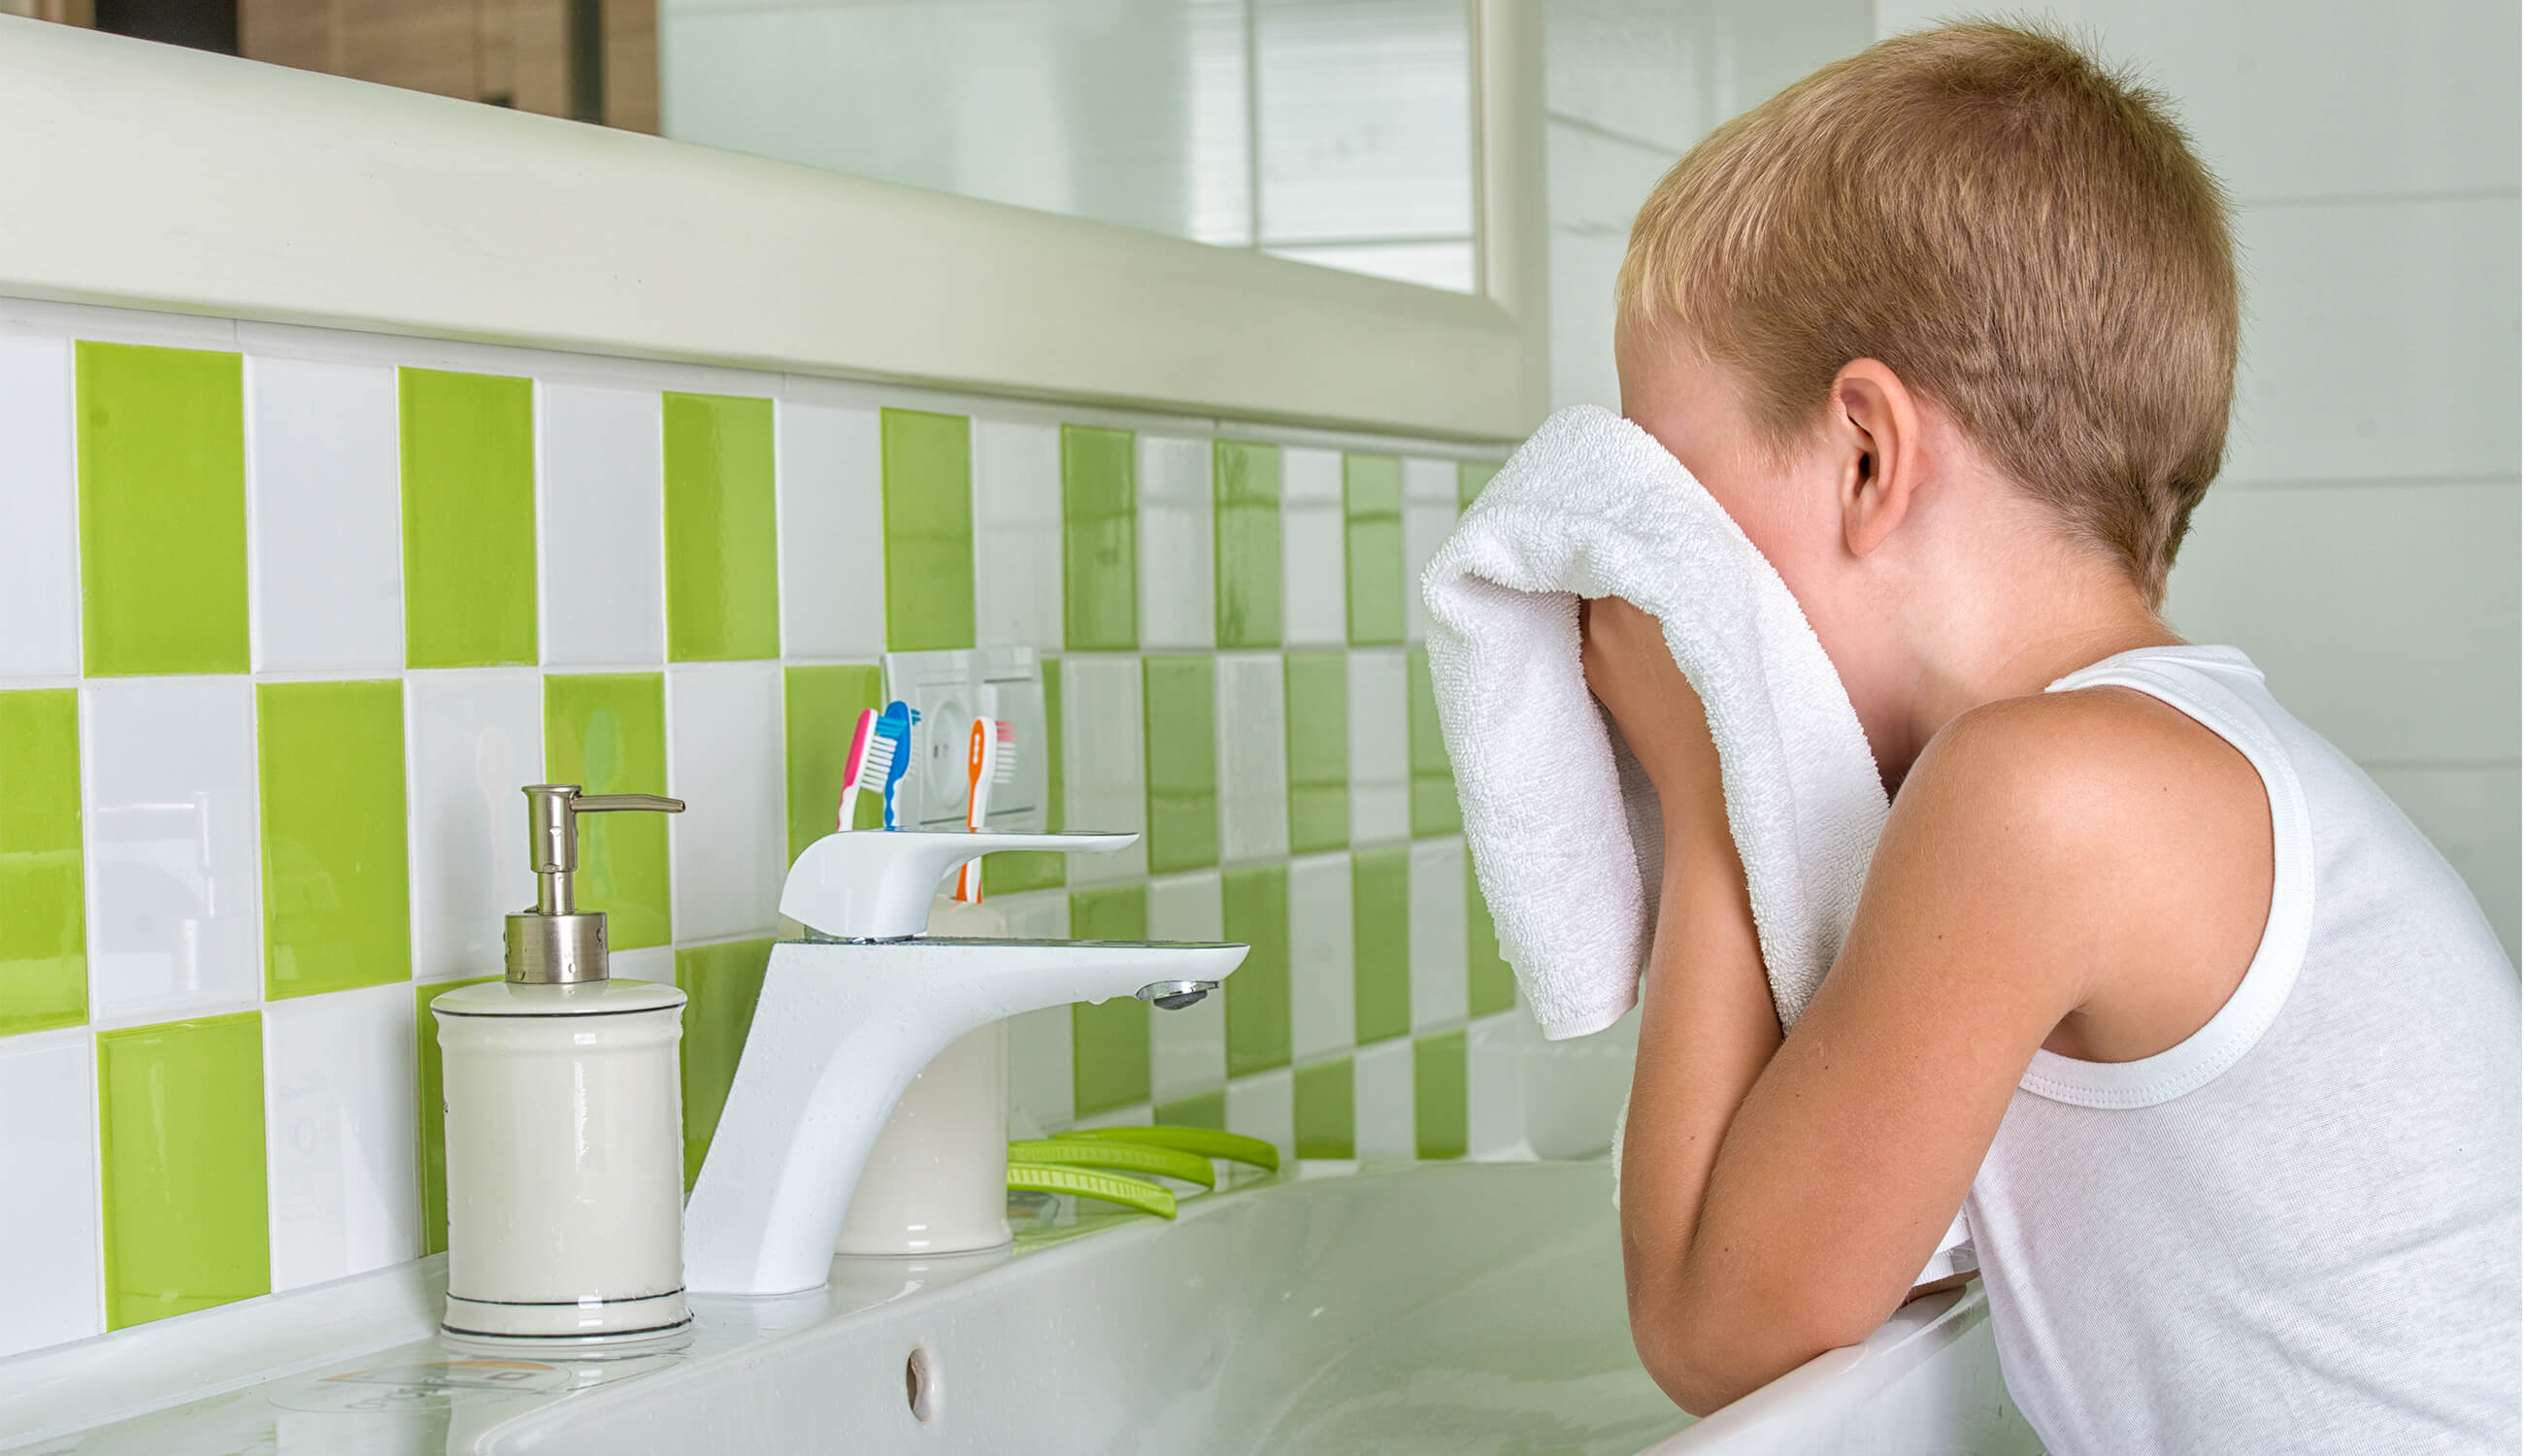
left=434, top=784, right=691, bottom=1341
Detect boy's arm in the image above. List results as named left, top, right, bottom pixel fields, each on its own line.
left=1582, top=601, right=2255, bottom=1415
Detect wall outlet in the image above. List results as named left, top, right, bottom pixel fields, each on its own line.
left=880, top=647, right=1048, bottom=835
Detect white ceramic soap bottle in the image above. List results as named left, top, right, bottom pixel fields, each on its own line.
left=434, top=783, right=691, bottom=1341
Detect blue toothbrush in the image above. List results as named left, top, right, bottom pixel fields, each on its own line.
left=873, top=700, right=919, bottom=829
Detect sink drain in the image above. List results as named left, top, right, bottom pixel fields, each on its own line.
left=905, top=1344, right=939, bottom=1424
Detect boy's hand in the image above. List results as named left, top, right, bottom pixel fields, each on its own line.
left=1578, top=597, right=1730, bottom=848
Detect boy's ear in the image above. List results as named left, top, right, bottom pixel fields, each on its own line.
left=1831, top=360, right=1924, bottom=559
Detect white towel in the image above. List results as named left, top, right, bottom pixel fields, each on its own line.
left=1422, top=405, right=1889, bottom=1040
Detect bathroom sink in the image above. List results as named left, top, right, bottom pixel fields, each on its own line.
left=11, top=1159, right=2039, bottom=1455
left=488, top=1159, right=1691, bottom=1455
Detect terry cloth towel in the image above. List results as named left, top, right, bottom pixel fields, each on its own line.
left=1421, top=404, right=1889, bottom=1041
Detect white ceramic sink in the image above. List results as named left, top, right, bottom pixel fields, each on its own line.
left=7, top=1159, right=2042, bottom=1455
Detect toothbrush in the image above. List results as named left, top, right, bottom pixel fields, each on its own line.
left=835, top=708, right=881, bottom=831
left=873, top=700, right=919, bottom=830
left=953, top=717, right=1018, bottom=901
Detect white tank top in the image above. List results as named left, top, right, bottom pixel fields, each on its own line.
left=1965, top=645, right=2521, bottom=1454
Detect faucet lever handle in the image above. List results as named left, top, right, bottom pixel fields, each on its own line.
left=780, top=828, right=1138, bottom=940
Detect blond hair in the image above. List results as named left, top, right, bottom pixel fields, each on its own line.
left=1618, top=20, right=2238, bottom=605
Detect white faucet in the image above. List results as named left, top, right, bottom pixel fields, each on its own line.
left=682, top=829, right=1247, bottom=1297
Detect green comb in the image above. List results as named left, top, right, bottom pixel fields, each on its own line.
left=1007, top=1164, right=1177, bottom=1219
left=1067, top=1125, right=1281, bottom=1172
left=1010, top=1138, right=1216, bottom=1189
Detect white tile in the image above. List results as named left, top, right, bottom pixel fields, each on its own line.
left=1465, top=1011, right=1532, bottom=1160
left=407, top=669, right=543, bottom=983
left=1137, top=435, right=1215, bottom=650
left=264, top=983, right=420, bottom=1292
left=1280, top=447, right=1348, bottom=648
left=972, top=418, right=1065, bottom=651
left=1287, top=851, right=1355, bottom=1059
left=1215, top=654, right=1289, bottom=863
left=1409, top=837, right=1469, bottom=1030
left=84, top=678, right=262, bottom=1022
left=2166, top=481, right=2519, bottom=763
left=2224, top=197, right=2518, bottom=485
left=776, top=401, right=885, bottom=659
left=1401, top=457, right=1457, bottom=643
left=1548, top=0, right=1869, bottom=155
left=2367, top=764, right=2522, bottom=965
left=668, top=662, right=786, bottom=941
left=611, top=945, right=675, bottom=986
left=1008, top=1006, right=1076, bottom=1136
left=1544, top=113, right=1681, bottom=233
left=1352, top=1038, right=1415, bottom=1161
left=0, top=334, right=79, bottom=679
left=1877, top=0, right=2519, bottom=201
left=1225, top=1068, right=1296, bottom=1163
left=1547, top=225, right=1630, bottom=414
left=1146, top=871, right=1225, bottom=1102
left=0, top=1031, right=101, bottom=1357
left=246, top=355, right=403, bottom=674
left=1346, top=648, right=1411, bottom=844
left=1060, top=656, right=1147, bottom=884
left=540, top=382, right=665, bottom=668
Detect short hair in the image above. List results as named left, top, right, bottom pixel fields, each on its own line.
left=1617, top=20, right=2238, bottom=605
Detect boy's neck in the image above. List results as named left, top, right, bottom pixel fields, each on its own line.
left=1853, top=555, right=2179, bottom=791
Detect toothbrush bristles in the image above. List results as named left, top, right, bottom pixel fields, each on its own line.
left=992, top=720, right=1018, bottom=782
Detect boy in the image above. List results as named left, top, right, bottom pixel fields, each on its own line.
left=1580, top=22, right=2520, bottom=1452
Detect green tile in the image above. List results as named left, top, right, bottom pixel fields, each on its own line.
left=1222, top=864, right=1291, bottom=1077
left=1061, top=424, right=1138, bottom=651
left=1070, top=885, right=1150, bottom=1115
left=1283, top=650, right=1349, bottom=853
left=1468, top=855, right=1516, bottom=1018
left=75, top=342, right=248, bottom=677
left=1413, top=1030, right=1468, bottom=1159
left=1343, top=453, right=1404, bottom=646
left=545, top=674, right=672, bottom=949
left=880, top=408, right=976, bottom=652
left=257, top=680, right=412, bottom=1000
left=984, top=657, right=1066, bottom=896
left=1293, top=1057, right=1354, bottom=1159
left=1143, top=656, right=1218, bottom=875
left=1156, top=1090, right=1227, bottom=1131
left=1407, top=647, right=1460, bottom=837
left=1352, top=846, right=1411, bottom=1043
left=1456, top=459, right=1499, bottom=513
left=399, top=368, right=537, bottom=669
left=1212, top=440, right=1281, bottom=649
left=677, top=938, right=774, bottom=1189
left=416, top=976, right=499, bottom=1256
left=0, top=690, right=84, bottom=1038
left=664, top=392, right=780, bottom=662
left=98, top=1011, right=269, bottom=1328
left=783, top=663, right=885, bottom=861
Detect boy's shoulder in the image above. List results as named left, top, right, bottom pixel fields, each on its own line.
left=1910, top=682, right=2263, bottom=832
left=1881, top=683, right=2271, bottom=1050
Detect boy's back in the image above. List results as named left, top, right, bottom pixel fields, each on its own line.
left=1969, top=645, right=2520, bottom=1452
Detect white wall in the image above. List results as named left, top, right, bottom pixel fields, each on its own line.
left=1540, top=1, right=1876, bottom=413
left=1876, top=0, right=2520, bottom=954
